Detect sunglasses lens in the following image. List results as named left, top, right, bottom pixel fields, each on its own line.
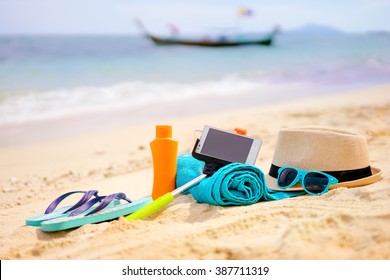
left=304, top=172, right=329, bottom=194
left=278, top=168, right=298, bottom=187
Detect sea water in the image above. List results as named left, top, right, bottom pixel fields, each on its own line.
left=0, top=32, right=390, bottom=145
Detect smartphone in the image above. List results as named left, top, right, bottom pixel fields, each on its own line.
left=192, top=125, right=262, bottom=166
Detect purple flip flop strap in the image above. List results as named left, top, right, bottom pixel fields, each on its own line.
left=44, top=190, right=99, bottom=214
left=68, top=192, right=132, bottom=217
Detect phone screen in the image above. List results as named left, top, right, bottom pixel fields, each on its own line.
left=200, top=128, right=254, bottom=163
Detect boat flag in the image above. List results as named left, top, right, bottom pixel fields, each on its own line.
left=238, top=6, right=254, bottom=17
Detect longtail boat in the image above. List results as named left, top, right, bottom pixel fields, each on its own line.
left=135, top=19, right=277, bottom=47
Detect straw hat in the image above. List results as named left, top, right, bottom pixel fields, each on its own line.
left=267, top=126, right=383, bottom=191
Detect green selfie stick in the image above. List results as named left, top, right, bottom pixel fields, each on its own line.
left=125, top=173, right=207, bottom=221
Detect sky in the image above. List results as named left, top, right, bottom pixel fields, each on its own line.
left=0, top=0, right=390, bottom=35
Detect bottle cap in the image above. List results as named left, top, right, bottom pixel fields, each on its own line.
left=156, top=125, right=172, bottom=138
left=234, top=127, right=247, bottom=135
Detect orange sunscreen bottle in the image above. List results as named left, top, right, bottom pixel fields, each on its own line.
left=150, top=125, right=178, bottom=200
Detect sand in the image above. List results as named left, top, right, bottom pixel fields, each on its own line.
left=0, top=84, right=389, bottom=260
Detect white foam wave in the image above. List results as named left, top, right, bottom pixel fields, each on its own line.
left=0, top=76, right=282, bottom=125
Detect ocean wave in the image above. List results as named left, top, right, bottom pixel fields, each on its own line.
left=0, top=76, right=296, bottom=125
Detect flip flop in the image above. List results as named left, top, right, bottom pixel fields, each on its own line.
left=26, top=190, right=101, bottom=226
left=40, top=193, right=152, bottom=232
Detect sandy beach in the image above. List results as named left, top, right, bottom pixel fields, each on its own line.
left=0, top=84, right=389, bottom=260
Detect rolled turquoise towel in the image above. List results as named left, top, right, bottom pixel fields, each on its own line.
left=192, top=162, right=265, bottom=205
left=176, top=153, right=305, bottom=206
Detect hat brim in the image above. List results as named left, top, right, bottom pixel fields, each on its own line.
left=266, top=166, right=383, bottom=192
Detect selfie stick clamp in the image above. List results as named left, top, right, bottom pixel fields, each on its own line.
left=171, top=159, right=223, bottom=198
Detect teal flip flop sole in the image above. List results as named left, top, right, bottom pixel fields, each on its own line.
left=26, top=199, right=121, bottom=227
left=41, top=196, right=152, bottom=232
left=26, top=205, right=73, bottom=227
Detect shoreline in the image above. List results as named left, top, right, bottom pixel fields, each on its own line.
left=0, top=81, right=384, bottom=148
left=0, top=83, right=389, bottom=259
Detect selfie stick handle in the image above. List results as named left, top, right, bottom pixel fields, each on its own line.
left=125, top=173, right=207, bottom=221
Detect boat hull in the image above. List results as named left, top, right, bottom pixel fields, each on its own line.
left=148, top=34, right=274, bottom=47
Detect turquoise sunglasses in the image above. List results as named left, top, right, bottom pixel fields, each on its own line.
left=277, top=166, right=339, bottom=196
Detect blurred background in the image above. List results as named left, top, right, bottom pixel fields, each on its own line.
left=1, top=0, right=390, bottom=146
